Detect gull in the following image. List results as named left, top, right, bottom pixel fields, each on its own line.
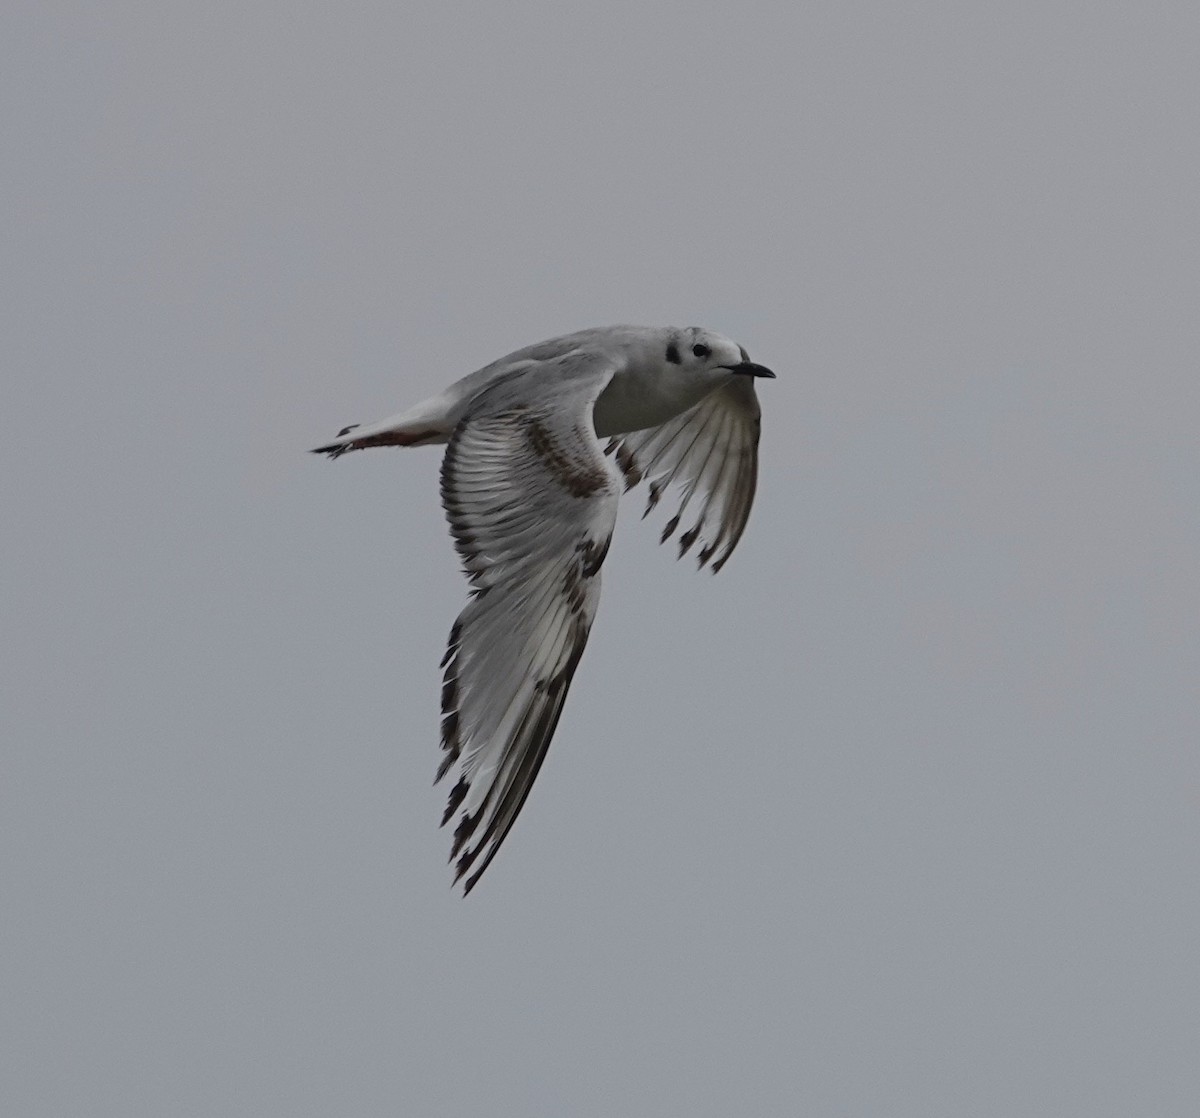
left=312, top=325, right=774, bottom=893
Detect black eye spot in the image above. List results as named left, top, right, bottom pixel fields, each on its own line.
left=692, top=344, right=710, bottom=358
left=665, top=342, right=681, bottom=364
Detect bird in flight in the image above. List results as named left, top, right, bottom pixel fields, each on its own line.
left=313, top=325, right=774, bottom=893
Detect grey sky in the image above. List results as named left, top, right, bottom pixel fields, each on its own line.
left=4, top=2, right=1198, bottom=1115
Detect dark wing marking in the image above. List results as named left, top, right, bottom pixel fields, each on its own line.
left=437, top=357, right=620, bottom=893
left=605, top=375, right=763, bottom=572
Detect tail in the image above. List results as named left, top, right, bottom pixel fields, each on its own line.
left=311, top=406, right=452, bottom=459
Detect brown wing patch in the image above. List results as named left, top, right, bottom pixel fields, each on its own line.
left=527, top=418, right=608, bottom=498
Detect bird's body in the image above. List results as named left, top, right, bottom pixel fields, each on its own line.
left=314, top=325, right=773, bottom=893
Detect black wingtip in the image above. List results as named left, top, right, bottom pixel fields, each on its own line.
left=461, top=864, right=487, bottom=896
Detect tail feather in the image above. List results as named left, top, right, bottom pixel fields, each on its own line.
left=312, top=425, right=359, bottom=459
left=312, top=429, right=445, bottom=457
left=311, top=409, right=452, bottom=458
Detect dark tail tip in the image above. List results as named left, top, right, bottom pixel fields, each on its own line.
left=310, top=423, right=360, bottom=459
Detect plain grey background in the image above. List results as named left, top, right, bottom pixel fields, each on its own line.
left=4, top=2, right=1198, bottom=1115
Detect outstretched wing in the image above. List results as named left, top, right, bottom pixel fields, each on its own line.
left=437, top=354, right=621, bottom=894
left=605, top=375, right=763, bottom=573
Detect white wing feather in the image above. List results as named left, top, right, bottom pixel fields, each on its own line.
left=436, top=354, right=620, bottom=893
left=605, top=376, right=763, bottom=572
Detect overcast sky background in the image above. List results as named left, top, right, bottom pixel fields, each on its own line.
left=4, top=3, right=1198, bottom=1115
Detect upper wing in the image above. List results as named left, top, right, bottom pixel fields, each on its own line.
left=437, top=354, right=621, bottom=894
left=604, top=375, right=763, bottom=573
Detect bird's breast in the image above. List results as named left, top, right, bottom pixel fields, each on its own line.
left=591, top=370, right=716, bottom=438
